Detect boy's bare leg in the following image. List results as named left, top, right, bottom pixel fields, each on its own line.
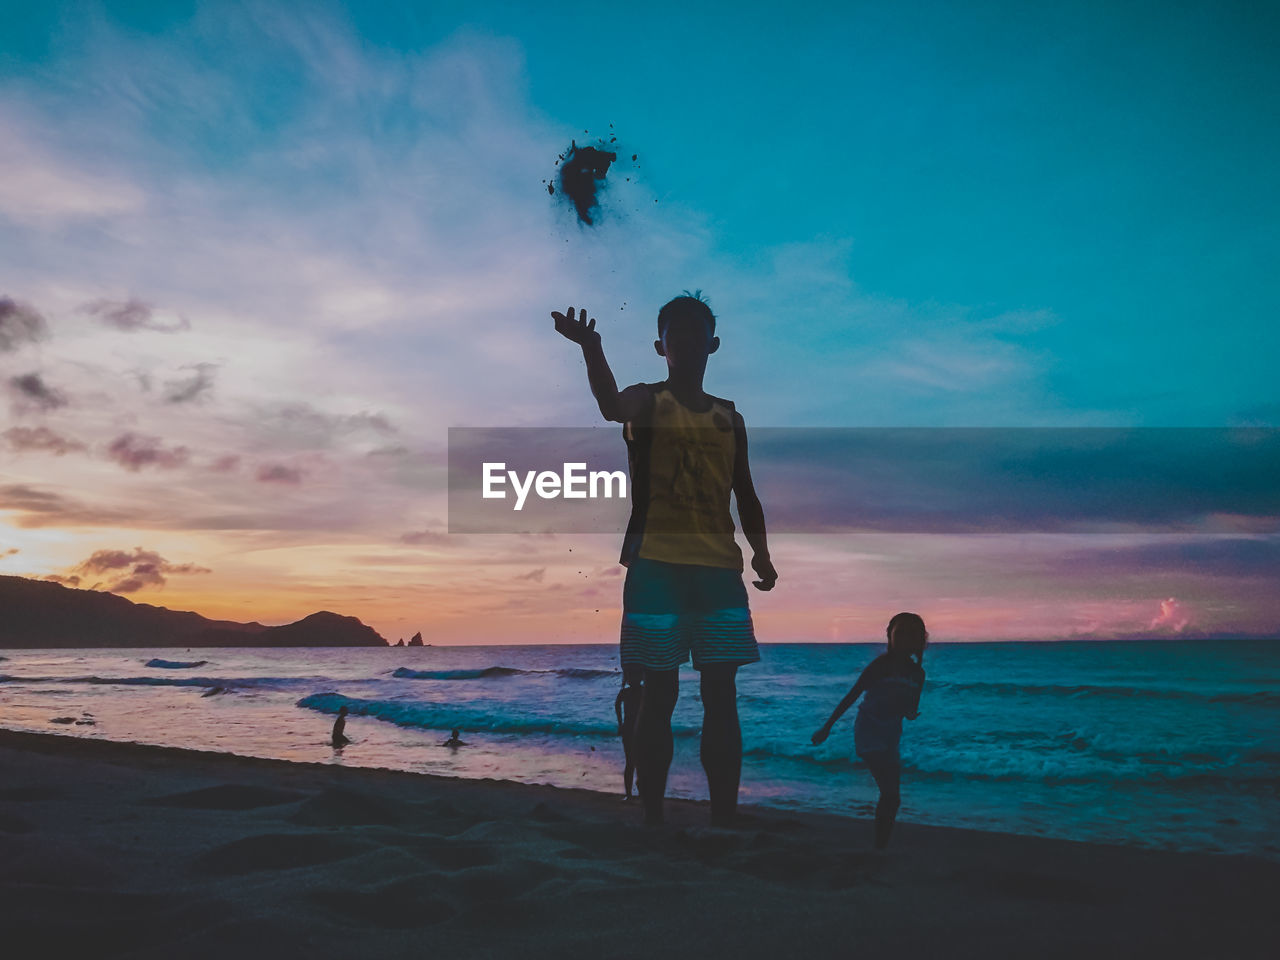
left=637, top=670, right=679, bottom=824
left=699, top=664, right=741, bottom=827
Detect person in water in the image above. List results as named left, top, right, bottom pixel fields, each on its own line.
left=441, top=728, right=468, bottom=748
left=811, top=612, right=928, bottom=850
left=331, top=705, right=351, bottom=748
left=554, top=295, right=777, bottom=827
left=614, top=666, right=644, bottom=800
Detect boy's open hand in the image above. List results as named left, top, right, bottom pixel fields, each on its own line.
left=811, top=726, right=830, bottom=746
left=552, top=306, right=600, bottom=346
left=751, top=554, right=778, bottom=591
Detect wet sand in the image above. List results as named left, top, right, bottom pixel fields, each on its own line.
left=0, top=729, right=1275, bottom=959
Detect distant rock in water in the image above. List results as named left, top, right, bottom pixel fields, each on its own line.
left=407, top=631, right=424, bottom=647
left=395, top=638, right=406, bottom=647
left=0, top=574, right=388, bottom=648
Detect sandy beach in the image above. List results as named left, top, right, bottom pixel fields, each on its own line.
left=1, top=729, right=1275, bottom=959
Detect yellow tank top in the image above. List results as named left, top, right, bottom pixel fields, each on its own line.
left=621, top=385, right=743, bottom=570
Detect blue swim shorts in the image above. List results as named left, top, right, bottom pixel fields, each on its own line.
left=619, top=558, right=759, bottom=672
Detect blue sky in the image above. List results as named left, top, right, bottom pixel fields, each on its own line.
left=5, top=0, right=1277, bottom=427
left=1, top=0, right=1277, bottom=639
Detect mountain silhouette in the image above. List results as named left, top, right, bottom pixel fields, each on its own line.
left=0, top=575, right=387, bottom=648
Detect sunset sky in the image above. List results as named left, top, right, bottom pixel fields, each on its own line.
left=2, top=0, right=1277, bottom=642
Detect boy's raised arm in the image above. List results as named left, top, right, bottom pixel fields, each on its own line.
left=552, top=305, right=648, bottom=423
left=732, top=411, right=778, bottom=591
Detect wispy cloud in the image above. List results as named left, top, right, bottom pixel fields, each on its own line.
left=0, top=483, right=136, bottom=528
left=81, top=298, right=191, bottom=333
left=0, top=108, right=145, bottom=226
left=241, top=402, right=396, bottom=453
left=0, top=297, right=49, bottom=351
left=1051, top=536, right=1280, bottom=580
left=105, top=432, right=191, bottom=471
left=7, top=372, right=68, bottom=411
left=66, top=546, right=211, bottom=594
left=3, top=425, right=87, bottom=455
left=256, top=463, right=304, bottom=484
left=208, top=453, right=241, bottom=472
left=162, top=362, right=217, bottom=403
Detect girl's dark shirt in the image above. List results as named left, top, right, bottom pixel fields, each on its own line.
left=858, top=654, right=925, bottom=726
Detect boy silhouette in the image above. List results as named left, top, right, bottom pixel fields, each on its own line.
left=554, top=295, right=777, bottom=826
left=331, top=705, right=350, bottom=748
left=441, top=728, right=468, bottom=748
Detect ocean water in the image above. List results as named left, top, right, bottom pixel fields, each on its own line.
left=1, top=641, right=1276, bottom=859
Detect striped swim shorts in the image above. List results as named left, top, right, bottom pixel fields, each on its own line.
left=619, top=558, right=759, bottom=672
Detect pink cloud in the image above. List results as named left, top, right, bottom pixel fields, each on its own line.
left=69, top=546, right=211, bottom=594
left=106, top=432, right=190, bottom=471
left=255, top=464, right=304, bottom=484
left=1150, top=596, right=1191, bottom=633
left=209, top=453, right=241, bottom=472
left=4, top=425, right=87, bottom=455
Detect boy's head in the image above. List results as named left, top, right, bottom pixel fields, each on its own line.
left=655, top=292, right=719, bottom=370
